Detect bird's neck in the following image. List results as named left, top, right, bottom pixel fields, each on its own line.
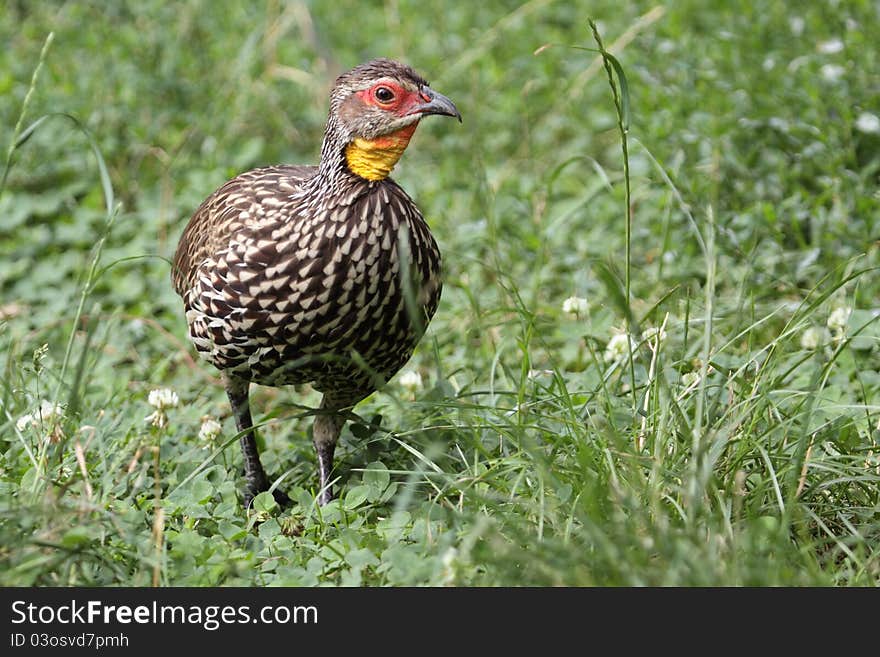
left=343, top=122, right=418, bottom=181
left=313, top=116, right=418, bottom=187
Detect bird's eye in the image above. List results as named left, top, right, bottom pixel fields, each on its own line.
left=374, top=86, right=395, bottom=104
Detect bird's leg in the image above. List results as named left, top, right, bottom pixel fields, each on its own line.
left=313, top=398, right=346, bottom=505
left=224, top=374, right=289, bottom=507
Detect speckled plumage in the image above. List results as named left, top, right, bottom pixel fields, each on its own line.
left=173, top=164, right=441, bottom=401
left=171, top=59, right=459, bottom=506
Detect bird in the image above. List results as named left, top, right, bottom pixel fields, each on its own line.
left=171, top=58, right=460, bottom=508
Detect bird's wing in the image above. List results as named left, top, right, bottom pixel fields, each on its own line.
left=171, top=165, right=316, bottom=297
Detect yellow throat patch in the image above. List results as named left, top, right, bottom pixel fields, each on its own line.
left=344, top=123, right=418, bottom=181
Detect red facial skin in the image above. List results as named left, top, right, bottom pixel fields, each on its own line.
left=354, top=82, right=425, bottom=146
left=357, top=81, right=424, bottom=110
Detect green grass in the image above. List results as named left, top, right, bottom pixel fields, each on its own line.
left=2, top=0, right=879, bottom=586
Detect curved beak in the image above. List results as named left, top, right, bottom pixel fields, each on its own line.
left=412, top=86, right=462, bottom=122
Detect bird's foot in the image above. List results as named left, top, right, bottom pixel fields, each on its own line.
left=270, top=487, right=292, bottom=508
left=243, top=484, right=291, bottom=510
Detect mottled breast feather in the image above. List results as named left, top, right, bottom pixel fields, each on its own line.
left=172, top=166, right=442, bottom=403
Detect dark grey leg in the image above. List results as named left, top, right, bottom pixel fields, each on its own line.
left=224, top=373, right=289, bottom=507
left=313, top=399, right=345, bottom=505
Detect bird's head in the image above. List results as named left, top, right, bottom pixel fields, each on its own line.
left=327, top=58, right=461, bottom=181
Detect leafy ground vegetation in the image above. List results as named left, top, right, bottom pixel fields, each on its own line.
left=1, top=1, right=879, bottom=586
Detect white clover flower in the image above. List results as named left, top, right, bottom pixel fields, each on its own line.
left=642, top=326, right=668, bottom=345
left=441, top=546, right=458, bottom=569
left=145, top=388, right=179, bottom=429
left=145, top=411, right=167, bottom=429
left=128, top=318, right=146, bottom=338
left=820, top=64, right=845, bottom=82
left=604, top=332, right=636, bottom=362
left=817, top=38, right=844, bottom=54
left=562, top=296, right=589, bottom=316
left=38, top=400, right=63, bottom=421
left=16, top=400, right=65, bottom=443
left=15, top=413, right=34, bottom=432
left=855, top=112, right=880, bottom=135
left=440, top=546, right=458, bottom=584
left=198, top=416, right=223, bottom=448
left=800, top=326, right=829, bottom=350
left=16, top=400, right=64, bottom=431
left=398, top=370, right=423, bottom=392
left=681, top=371, right=700, bottom=387
left=826, top=306, right=851, bottom=336
left=148, top=388, right=179, bottom=410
